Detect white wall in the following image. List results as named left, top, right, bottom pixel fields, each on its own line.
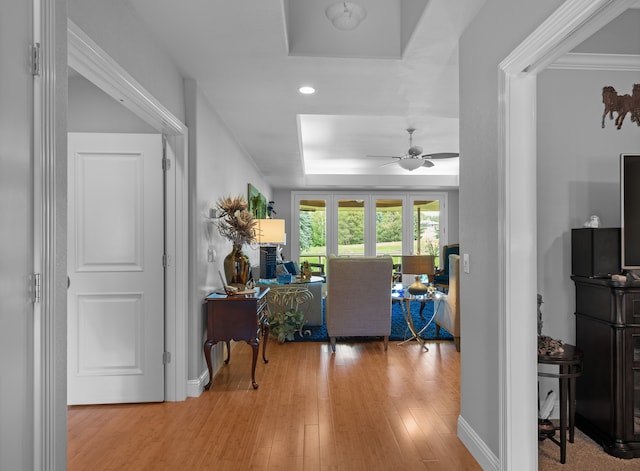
left=68, top=74, right=156, bottom=132
left=68, top=0, right=185, bottom=124
left=537, top=68, right=640, bottom=397
left=1, top=2, right=39, bottom=469
left=459, top=0, right=561, bottom=463
left=447, top=189, right=460, bottom=244
left=184, top=79, right=272, bottom=384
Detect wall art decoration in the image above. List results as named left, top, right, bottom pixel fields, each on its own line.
left=248, top=183, right=267, bottom=219
left=601, top=83, right=640, bottom=130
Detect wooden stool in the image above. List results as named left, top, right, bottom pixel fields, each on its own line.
left=537, top=343, right=583, bottom=464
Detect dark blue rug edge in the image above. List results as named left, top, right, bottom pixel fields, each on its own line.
left=286, top=300, right=454, bottom=343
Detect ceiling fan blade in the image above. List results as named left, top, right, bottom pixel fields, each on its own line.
left=379, top=160, right=399, bottom=167
left=367, top=154, right=403, bottom=159
left=422, top=152, right=459, bottom=159
left=421, top=160, right=435, bottom=168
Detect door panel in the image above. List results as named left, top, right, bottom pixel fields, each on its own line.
left=67, top=133, right=164, bottom=405
left=374, top=197, right=403, bottom=262
left=75, top=153, right=143, bottom=270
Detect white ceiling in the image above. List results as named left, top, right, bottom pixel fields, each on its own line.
left=124, top=0, right=482, bottom=189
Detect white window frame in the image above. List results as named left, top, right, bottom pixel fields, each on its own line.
left=291, top=191, right=448, bottom=262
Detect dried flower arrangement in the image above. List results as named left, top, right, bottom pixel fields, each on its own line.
left=216, top=195, right=258, bottom=247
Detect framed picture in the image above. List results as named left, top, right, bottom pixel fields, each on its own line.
left=248, top=183, right=266, bottom=219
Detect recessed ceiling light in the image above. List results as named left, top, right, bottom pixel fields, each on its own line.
left=299, top=86, right=315, bottom=95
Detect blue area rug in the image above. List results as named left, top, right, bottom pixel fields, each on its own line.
left=289, top=300, right=453, bottom=343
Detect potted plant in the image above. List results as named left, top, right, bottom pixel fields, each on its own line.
left=267, top=308, right=306, bottom=343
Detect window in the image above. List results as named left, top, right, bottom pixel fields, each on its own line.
left=298, top=198, right=327, bottom=268
left=337, top=198, right=365, bottom=255
left=292, top=192, right=448, bottom=269
left=412, top=199, right=441, bottom=266
left=375, top=198, right=403, bottom=266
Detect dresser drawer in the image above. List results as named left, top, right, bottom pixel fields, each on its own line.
left=621, top=292, right=640, bottom=325
left=575, top=283, right=615, bottom=322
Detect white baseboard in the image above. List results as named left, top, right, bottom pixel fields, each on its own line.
left=187, top=342, right=231, bottom=397
left=458, top=414, right=500, bottom=471
left=187, top=369, right=209, bottom=398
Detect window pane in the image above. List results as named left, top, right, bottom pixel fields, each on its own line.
left=337, top=199, right=364, bottom=255
left=375, top=199, right=402, bottom=266
left=413, top=200, right=440, bottom=265
left=299, top=199, right=326, bottom=268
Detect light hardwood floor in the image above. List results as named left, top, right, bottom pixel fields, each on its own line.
left=68, top=338, right=481, bottom=471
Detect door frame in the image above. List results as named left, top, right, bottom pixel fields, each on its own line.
left=34, top=12, right=189, bottom=468
left=494, top=1, right=636, bottom=469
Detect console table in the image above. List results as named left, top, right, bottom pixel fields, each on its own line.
left=203, top=287, right=269, bottom=390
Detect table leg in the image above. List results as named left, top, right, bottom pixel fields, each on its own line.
left=398, top=299, right=428, bottom=350
left=559, top=366, right=568, bottom=464
left=569, top=367, right=576, bottom=443
left=262, top=321, right=269, bottom=364
left=415, top=298, right=440, bottom=338
left=224, top=340, right=231, bottom=364
left=247, top=339, right=259, bottom=389
left=203, top=340, right=215, bottom=391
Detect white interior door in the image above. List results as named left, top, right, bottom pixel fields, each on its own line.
left=67, top=132, right=164, bottom=405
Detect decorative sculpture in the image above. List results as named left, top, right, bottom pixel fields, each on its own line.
left=300, top=260, right=312, bottom=281
left=602, top=84, right=640, bottom=130
left=582, top=215, right=600, bottom=228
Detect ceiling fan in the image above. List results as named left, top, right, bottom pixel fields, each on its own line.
left=369, top=128, right=459, bottom=171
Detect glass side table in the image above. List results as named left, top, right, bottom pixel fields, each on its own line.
left=392, top=286, right=444, bottom=351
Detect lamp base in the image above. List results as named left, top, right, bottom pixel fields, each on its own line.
left=407, top=276, right=429, bottom=296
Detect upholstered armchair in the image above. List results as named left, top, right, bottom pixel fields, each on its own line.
left=325, top=255, right=393, bottom=352
left=433, top=243, right=460, bottom=290
left=434, top=254, right=460, bottom=351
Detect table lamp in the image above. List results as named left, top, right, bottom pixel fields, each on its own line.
left=401, top=255, right=435, bottom=295
left=257, top=219, right=286, bottom=279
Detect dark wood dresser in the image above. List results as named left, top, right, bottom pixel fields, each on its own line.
left=572, top=275, right=640, bottom=458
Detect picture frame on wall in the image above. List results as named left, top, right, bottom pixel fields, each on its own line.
left=248, top=183, right=267, bottom=219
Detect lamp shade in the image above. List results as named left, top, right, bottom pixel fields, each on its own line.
left=401, top=255, right=435, bottom=278
left=402, top=255, right=435, bottom=295
left=256, top=219, right=286, bottom=245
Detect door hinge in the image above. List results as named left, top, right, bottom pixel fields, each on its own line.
left=163, top=351, right=171, bottom=365
left=162, top=157, right=171, bottom=171
left=32, top=43, right=41, bottom=76
left=162, top=254, right=169, bottom=267
left=30, top=273, right=41, bottom=304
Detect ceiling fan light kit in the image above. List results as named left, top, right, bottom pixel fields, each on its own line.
left=325, top=2, right=366, bottom=31
left=397, top=158, right=425, bottom=171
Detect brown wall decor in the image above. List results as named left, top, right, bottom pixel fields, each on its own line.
left=601, top=83, right=640, bottom=130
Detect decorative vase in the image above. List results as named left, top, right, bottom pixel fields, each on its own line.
left=223, top=244, right=251, bottom=288
left=407, top=275, right=429, bottom=296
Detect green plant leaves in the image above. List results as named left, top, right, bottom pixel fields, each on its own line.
left=267, top=308, right=306, bottom=343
